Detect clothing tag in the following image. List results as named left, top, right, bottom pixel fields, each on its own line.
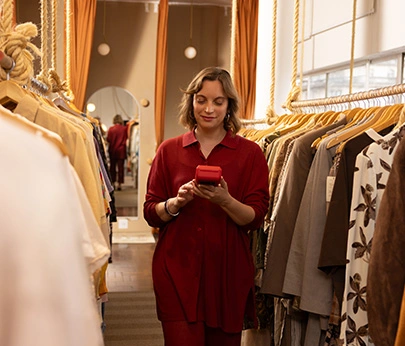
left=326, top=176, right=336, bottom=203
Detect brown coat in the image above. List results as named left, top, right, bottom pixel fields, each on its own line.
left=368, top=135, right=405, bottom=346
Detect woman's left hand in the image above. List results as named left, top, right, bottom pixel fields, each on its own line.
left=194, top=177, right=255, bottom=226
left=192, top=177, right=231, bottom=206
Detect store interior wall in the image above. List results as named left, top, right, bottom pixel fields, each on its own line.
left=165, top=5, right=231, bottom=140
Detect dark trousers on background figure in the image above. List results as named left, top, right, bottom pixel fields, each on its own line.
left=109, top=157, right=125, bottom=186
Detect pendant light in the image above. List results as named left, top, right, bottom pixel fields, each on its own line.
left=184, top=0, right=197, bottom=59
left=98, top=0, right=110, bottom=56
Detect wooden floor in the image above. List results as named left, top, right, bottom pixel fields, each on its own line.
left=103, top=241, right=164, bottom=346
left=106, top=242, right=155, bottom=292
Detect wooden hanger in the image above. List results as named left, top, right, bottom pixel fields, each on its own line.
left=242, top=113, right=291, bottom=142
left=334, top=104, right=402, bottom=154
left=325, top=106, right=381, bottom=149
left=371, top=103, right=404, bottom=133
left=327, top=106, right=385, bottom=149
left=0, top=80, right=28, bottom=110
left=394, top=104, right=405, bottom=130
left=53, top=95, right=84, bottom=118
left=310, top=110, right=346, bottom=149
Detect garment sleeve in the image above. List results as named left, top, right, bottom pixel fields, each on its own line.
left=143, top=144, right=170, bottom=228
left=239, top=144, right=270, bottom=232
left=368, top=139, right=405, bottom=346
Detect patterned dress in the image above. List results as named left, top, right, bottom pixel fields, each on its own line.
left=339, top=126, right=405, bottom=346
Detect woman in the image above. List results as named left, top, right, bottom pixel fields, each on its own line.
left=107, top=114, right=128, bottom=191
left=144, top=67, right=270, bottom=346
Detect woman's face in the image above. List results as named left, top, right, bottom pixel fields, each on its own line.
left=193, top=80, right=229, bottom=132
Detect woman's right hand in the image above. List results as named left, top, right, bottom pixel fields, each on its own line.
left=156, top=181, right=195, bottom=221
left=173, top=181, right=195, bottom=209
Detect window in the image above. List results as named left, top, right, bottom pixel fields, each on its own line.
left=369, top=58, right=398, bottom=90
left=327, top=65, right=366, bottom=97
left=308, top=74, right=326, bottom=99
left=300, top=54, right=403, bottom=101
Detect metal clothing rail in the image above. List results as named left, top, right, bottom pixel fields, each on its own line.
left=290, top=83, right=405, bottom=109
left=240, top=117, right=269, bottom=125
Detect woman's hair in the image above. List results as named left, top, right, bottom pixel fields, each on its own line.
left=113, top=114, right=124, bottom=125
left=178, top=67, right=241, bottom=134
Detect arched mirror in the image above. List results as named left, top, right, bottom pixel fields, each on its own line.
left=86, top=86, right=140, bottom=218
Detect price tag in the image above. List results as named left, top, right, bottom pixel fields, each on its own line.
left=326, top=176, right=336, bottom=203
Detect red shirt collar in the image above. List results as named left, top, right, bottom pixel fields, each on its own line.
left=182, top=129, right=238, bottom=149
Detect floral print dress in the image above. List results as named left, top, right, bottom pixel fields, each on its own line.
left=339, top=126, right=405, bottom=346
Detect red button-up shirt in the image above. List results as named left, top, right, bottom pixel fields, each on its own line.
left=107, top=124, right=128, bottom=159
left=144, top=130, right=270, bottom=333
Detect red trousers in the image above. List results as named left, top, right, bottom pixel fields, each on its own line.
left=109, top=157, right=125, bottom=184
left=161, top=321, right=242, bottom=346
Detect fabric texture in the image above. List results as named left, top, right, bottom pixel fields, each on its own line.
left=319, top=126, right=393, bottom=307
left=367, top=130, right=405, bottom=346
left=107, top=123, right=128, bottom=160
left=339, top=125, right=405, bottom=346
left=260, top=117, right=347, bottom=297
left=0, top=106, right=108, bottom=346
left=14, top=93, right=107, bottom=234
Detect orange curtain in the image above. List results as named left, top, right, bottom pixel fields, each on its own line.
left=231, top=0, right=258, bottom=120
left=66, top=0, right=97, bottom=111
left=154, top=0, right=169, bottom=150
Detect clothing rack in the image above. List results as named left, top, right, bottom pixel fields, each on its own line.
left=240, top=117, right=270, bottom=125
left=241, top=83, right=405, bottom=127
left=290, top=83, right=405, bottom=110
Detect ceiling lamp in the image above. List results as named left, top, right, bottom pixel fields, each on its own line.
left=98, top=0, right=110, bottom=56
left=86, top=103, right=96, bottom=113
left=184, top=0, right=197, bottom=59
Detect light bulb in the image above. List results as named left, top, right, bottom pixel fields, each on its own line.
left=184, top=46, right=197, bottom=59
left=86, top=103, right=96, bottom=112
left=98, top=42, right=110, bottom=56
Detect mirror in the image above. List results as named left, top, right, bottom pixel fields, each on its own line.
left=86, top=86, right=140, bottom=218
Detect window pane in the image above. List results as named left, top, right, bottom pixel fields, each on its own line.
left=327, top=66, right=366, bottom=97
left=308, top=74, right=326, bottom=99
left=369, top=59, right=398, bottom=89
left=297, top=77, right=309, bottom=100
left=403, top=55, right=405, bottom=83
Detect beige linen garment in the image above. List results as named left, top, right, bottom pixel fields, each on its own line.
left=0, top=106, right=109, bottom=346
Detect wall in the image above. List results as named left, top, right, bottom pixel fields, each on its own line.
left=165, top=5, right=231, bottom=140
left=256, top=0, right=405, bottom=117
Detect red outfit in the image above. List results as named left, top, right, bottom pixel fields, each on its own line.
left=144, top=130, right=270, bottom=333
left=107, top=124, right=128, bottom=159
left=107, top=124, right=128, bottom=184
